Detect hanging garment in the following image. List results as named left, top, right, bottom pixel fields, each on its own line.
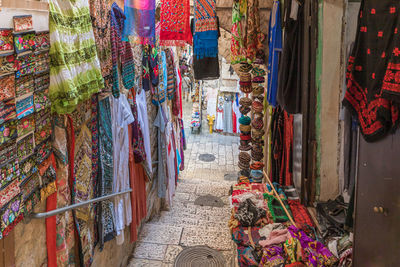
left=191, top=18, right=220, bottom=80
left=165, top=49, right=176, bottom=100
left=128, top=126, right=147, bottom=243
left=246, top=0, right=263, bottom=63
left=343, top=0, right=400, bottom=141
left=231, top=0, right=247, bottom=64
left=110, top=94, right=135, bottom=244
left=123, top=0, right=156, bottom=44
left=270, top=107, right=293, bottom=186
left=154, top=105, right=168, bottom=199
left=53, top=117, right=77, bottom=266
left=89, top=0, right=113, bottom=92
left=159, top=0, right=192, bottom=46
left=267, top=0, right=282, bottom=107
left=165, top=105, right=177, bottom=206
left=193, top=0, right=218, bottom=59
left=233, top=94, right=242, bottom=133
left=49, top=0, right=104, bottom=114
left=68, top=100, right=96, bottom=267
left=223, top=95, right=233, bottom=133
left=215, top=98, right=224, bottom=132
left=277, top=0, right=303, bottom=114
left=136, top=89, right=153, bottom=172
left=111, top=2, right=135, bottom=98
left=97, top=96, right=117, bottom=248
left=142, top=44, right=159, bottom=92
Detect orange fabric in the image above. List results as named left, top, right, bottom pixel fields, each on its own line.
left=128, top=125, right=148, bottom=243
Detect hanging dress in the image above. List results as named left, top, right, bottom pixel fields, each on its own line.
left=110, top=94, right=134, bottom=244
left=49, top=0, right=104, bottom=114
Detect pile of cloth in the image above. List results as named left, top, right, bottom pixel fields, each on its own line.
left=229, top=181, right=340, bottom=267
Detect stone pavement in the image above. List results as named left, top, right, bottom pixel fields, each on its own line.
left=127, top=102, right=239, bottom=266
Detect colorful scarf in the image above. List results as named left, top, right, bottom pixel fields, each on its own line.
left=246, top=0, right=263, bottom=63
left=193, top=0, right=218, bottom=59
left=231, top=0, right=247, bottom=64
left=288, top=225, right=337, bottom=266
left=123, top=0, right=156, bottom=44
left=111, top=2, right=135, bottom=97
left=89, top=0, right=113, bottom=92
left=159, top=0, right=192, bottom=46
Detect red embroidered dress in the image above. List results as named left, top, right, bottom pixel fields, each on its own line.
left=343, top=1, right=400, bottom=141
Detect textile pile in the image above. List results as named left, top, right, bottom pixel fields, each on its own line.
left=229, top=181, right=340, bottom=267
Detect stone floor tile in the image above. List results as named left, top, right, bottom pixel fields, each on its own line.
left=132, top=243, right=167, bottom=260
left=138, top=224, right=183, bottom=245
left=127, top=259, right=163, bottom=267
left=163, top=245, right=183, bottom=263
left=179, top=226, right=232, bottom=250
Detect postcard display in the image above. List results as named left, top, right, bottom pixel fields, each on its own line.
left=0, top=15, right=52, bottom=239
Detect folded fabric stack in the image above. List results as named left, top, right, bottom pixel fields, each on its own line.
left=229, top=181, right=338, bottom=267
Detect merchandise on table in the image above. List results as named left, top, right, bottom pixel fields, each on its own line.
left=13, top=31, right=36, bottom=54
left=13, top=15, right=33, bottom=32
left=0, top=29, right=14, bottom=54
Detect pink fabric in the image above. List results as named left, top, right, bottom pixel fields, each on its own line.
left=259, top=228, right=291, bottom=247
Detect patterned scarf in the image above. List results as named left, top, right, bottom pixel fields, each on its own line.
left=193, top=0, right=218, bottom=59
left=159, top=0, right=192, bottom=46
left=123, top=0, right=156, bottom=44
left=231, top=0, right=247, bottom=64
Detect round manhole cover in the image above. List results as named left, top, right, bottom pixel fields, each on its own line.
left=194, top=194, right=224, bottom=207
left=174, top=246, right=225, bottom=267
left=198, top=153, right=216, bottom=162
left=224, top=173, right=238, bottom=181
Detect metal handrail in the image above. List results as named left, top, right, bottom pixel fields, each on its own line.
left=30, top=188, right=132, bottom=219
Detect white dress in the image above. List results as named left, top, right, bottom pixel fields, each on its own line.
left=110, top=94, right=135, bottom=245
left=136, top=89, right=152, bottom=172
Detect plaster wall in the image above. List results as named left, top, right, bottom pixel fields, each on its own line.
left=318, top=0, right=344, bottom=201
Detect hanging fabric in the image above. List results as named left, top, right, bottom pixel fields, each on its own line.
left=246, top=0, right=263, bottom=63
left=89, top=0, right=113, bottom=92
left=231, top=0, right=247, bottom=64
left=277, top=0, right=303, bottom=114
left=191, top=18, right=221, bottom=80
left=48, top=0, right=104, bottom=114
left=266, top=0, right=282, bottom=107
left=193, top=0, right=219, bottom=59
left=123, top=0, right=156, bottom=44
left=159, top=0, right=192, bottom=46
left=343, top=0, right=400, bottom=141
left=111, top=2, right=135, bottom=98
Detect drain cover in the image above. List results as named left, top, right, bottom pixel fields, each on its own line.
left=198, top=153, right=216, bottom=162
left=174, top=246, right=225, bottom=267
left=194, top=194, right=224, bottom=207
left=224, top=173, right=238, bottom=181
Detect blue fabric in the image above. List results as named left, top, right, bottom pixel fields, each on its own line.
left=193, top=31, right=218, bottom=59
left=267, top=0, right=282, bottom=107
left=122, top=5, right=155, bottom=43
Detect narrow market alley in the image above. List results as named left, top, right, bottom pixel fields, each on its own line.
left=128, top=101, right=238, bottom=266
left=2, top=0, right=400, bottom=266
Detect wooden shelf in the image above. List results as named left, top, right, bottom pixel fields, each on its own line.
left=0, top=0, right=49, bottom=11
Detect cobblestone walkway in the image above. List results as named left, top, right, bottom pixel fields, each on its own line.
left=128, top=102, right=239, bottom=266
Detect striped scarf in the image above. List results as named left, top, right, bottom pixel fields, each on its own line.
left=193, top=0, right=218, bottom=59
